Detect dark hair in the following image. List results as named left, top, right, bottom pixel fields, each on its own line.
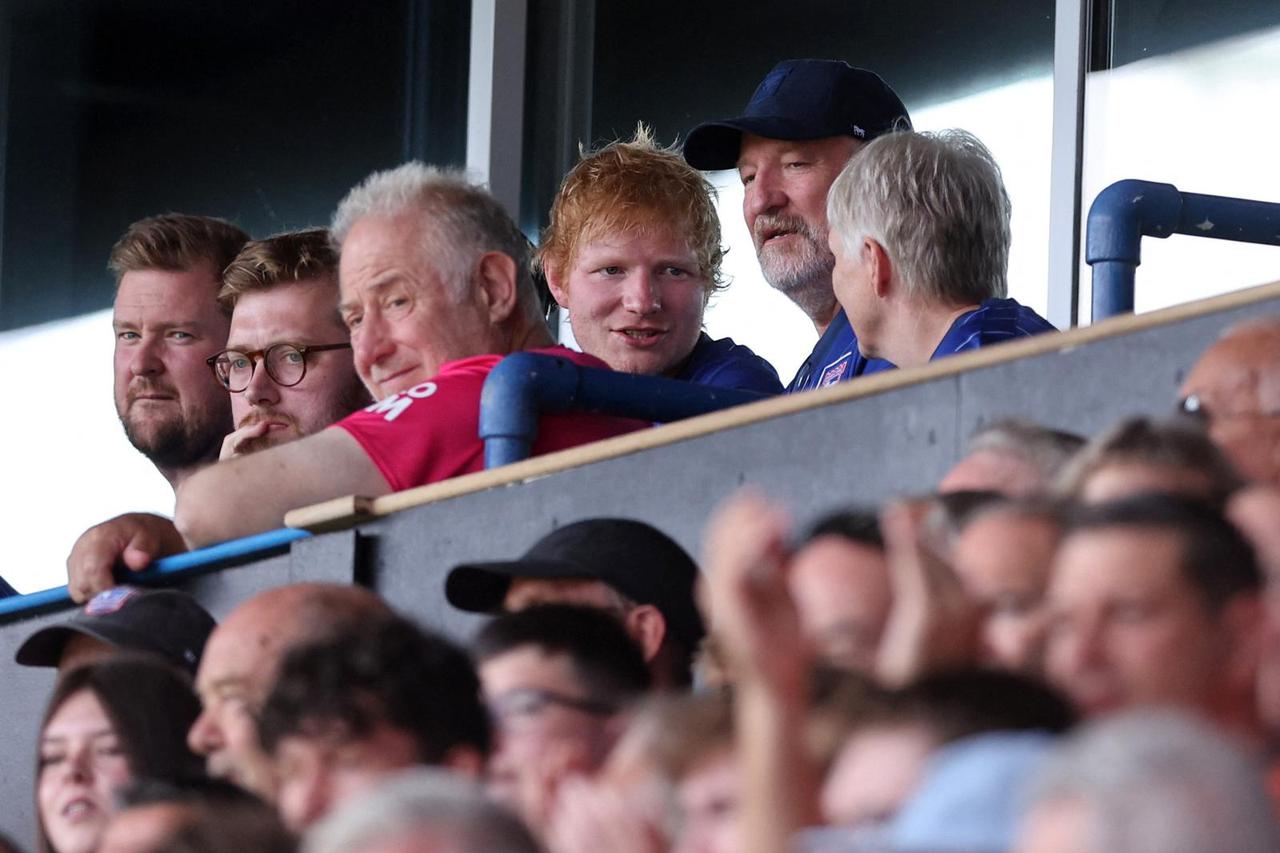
left=888, top=668, right=1077, bottom=743
left=1056, top=416, right=1243, bottom=507
left=257, top=615, right=490, bottom=763
left=218, top=228, right=339, bottom=312
left=108, top=213, right=249, bottom=291
left=1065, top=493, right=1263, bottom=612
left=472, top=604, right=652, bottom=704
left=114, top=777, right=291, bottom=853
left=36, top=657, right=204, bottom=853
left=801, top=508, right=884, bottom=550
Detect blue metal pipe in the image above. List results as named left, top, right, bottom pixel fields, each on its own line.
left=1086, top=179, right=1280, bottom=321
left=0, top=527, right=311, bottom=622
left=479, top=353, right=773, bottom=468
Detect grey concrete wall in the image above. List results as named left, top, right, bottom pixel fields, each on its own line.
left=0, top=293, right=1272, bottom=843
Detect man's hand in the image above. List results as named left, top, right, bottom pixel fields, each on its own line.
left=875, top=500, right=983, bottom=687
left=701, top=490, right=810, bottom=690
left=66, top=512, right=187, bottom=602
left=219, top=422, right=271, bottom=460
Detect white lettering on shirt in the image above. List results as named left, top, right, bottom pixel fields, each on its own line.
left=364, top=382, right=439, bottom=422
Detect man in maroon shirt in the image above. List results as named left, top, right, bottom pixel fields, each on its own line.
left=173, top=164, right=642, bottom=548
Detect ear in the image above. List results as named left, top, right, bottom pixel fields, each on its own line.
left=623, top=604, right=667, bottom=663
left=863, top=237, right=894, bottom=298
left=543, top=260, right=571, bottom=309
left=474, top=251, right=521, bottom=324
left=1219, top=594, right=1267, bottom=691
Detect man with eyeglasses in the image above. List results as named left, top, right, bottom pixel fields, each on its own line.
left=471, top=604, right=651, bottom=843
left=210, top=229, right=370, bottom=458
left=67, top=230, right=370, bottom=602
left=1179, top=316, right=1280, bottom=487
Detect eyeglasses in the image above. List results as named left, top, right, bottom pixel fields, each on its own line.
left=487, top=688, right=616, bottom=730
left=1177, top=394, right=1280, bottom=425
left=206, top=343, right=351, bottom=392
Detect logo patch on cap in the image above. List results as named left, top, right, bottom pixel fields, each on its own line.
left=851, top=124, right=867, bottom=139
left=85, top=586, right=139, bottom=616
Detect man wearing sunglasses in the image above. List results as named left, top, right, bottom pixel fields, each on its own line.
left=211, top=229, right=370, bottom=459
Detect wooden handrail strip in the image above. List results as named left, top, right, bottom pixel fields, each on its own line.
left=285, top=279, right=1280, bottom=531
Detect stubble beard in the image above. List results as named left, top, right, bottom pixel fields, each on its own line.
left=121, top=406, right=227, bottom=471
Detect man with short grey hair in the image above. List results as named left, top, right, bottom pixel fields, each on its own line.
left=1015, top=711, right=1279, bottom=853
left=174, top=163, right=642, bottom=547
left=826, top=129, right=1055, bottom=371
left=304, top=769, right=540, bottom=853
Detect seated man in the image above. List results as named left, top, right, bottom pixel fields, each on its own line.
left=187, top=583, right=393, bottom=801
left=938, top=419, right=1084, bottom=496
left=257, top=614, right=490, bottom=833
left=1178, top=316, right=1280, bottom=487
left=472, top=604, right=651, bottom=842
left=445, top=517, right=705, bottom=688
left=826, top=129, right=1056, bottom=371
left=68, top=229, right=372, bottom=601
left=174, top=165, right=646, bottom=547
left=15, top=585, right=215, bottom=675
left=110, top=214, right=248, bottom=491
left=682, top=59, right=911, bottom=391
left=539, top=127, right=780, bottom=394
left=1043, top=494, right=1266, bottom=740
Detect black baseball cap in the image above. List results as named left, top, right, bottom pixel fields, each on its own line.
left=446, top=519, right=705, bottom=647
left=15, top=586, right=216, bottom=675
left=683, top=59, right=911, bottom=171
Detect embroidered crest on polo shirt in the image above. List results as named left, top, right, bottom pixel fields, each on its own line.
left=818, top=353, right=853, bottom=388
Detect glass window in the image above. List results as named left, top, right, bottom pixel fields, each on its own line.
left=1081, top=2, right=1280, bottom=316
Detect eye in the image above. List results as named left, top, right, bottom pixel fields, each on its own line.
left=116, top=330, right=140, bottom=342
left=597, top=266, right=624, bottom=276
left=662, top=266, right=691, bottom=278
left=739, top=172, right=755, bottom=186
left=344, top=313, right=363, bottom=330
left=784, top=159, right=810, bottom=170
left=38, top=751, right=65, bottom=770
left=283, top=349, right=305, bottom=365
left=168, top=330, right=194, bottom=341
left=229, top=356, right=251, bottom=371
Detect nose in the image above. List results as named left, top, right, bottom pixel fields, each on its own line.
left=187, top=707, right=223, bottom=758
left=243, top=355, right=281, bottom=407
left=743, top=166, right=787, bottom=223
left=128, top=335, right=165, bottom=377
left=620, top=270, right=661, bottom=316
left=352, top=317, right=393, bottom=385
left=64, top=742, right=92, bottom=783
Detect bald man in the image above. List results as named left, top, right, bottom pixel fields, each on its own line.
left=1180, top=317, right=1280, bottom=486
left=186, top=583, right=392, bottom=800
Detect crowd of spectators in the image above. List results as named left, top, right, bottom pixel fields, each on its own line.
left=6, top=56, right=1280, bottom=853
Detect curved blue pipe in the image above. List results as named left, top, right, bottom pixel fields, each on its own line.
left=0, top=527, right=311, bottom=622
left=1086, top=179, right=1280, bottom=321
left=479, top=353, right=772, bottom=468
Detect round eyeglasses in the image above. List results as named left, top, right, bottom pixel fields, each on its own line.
left=206, top=343, right=351, bottom=392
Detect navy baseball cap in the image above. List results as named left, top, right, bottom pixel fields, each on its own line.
left=683, top=59, right=911, bottom=171
left=15, top=586, right=215, bottom=675
left=445, top=518, right=705, bottom=648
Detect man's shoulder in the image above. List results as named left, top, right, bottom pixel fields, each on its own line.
left=679, top=334, right=782, bottom=394
left=938, top=298, right=1058, bottom=357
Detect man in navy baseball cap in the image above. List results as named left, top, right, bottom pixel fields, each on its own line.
left=445, top=518, right=704, bottom=689
left=683, top=60, right=910, bottom=392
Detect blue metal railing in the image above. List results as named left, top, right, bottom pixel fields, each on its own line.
left=479, top=352, right=774, bottom=468
left=1086, top=179, right=1280, bottom=321
left=0, top=527, right=311, bottom=622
